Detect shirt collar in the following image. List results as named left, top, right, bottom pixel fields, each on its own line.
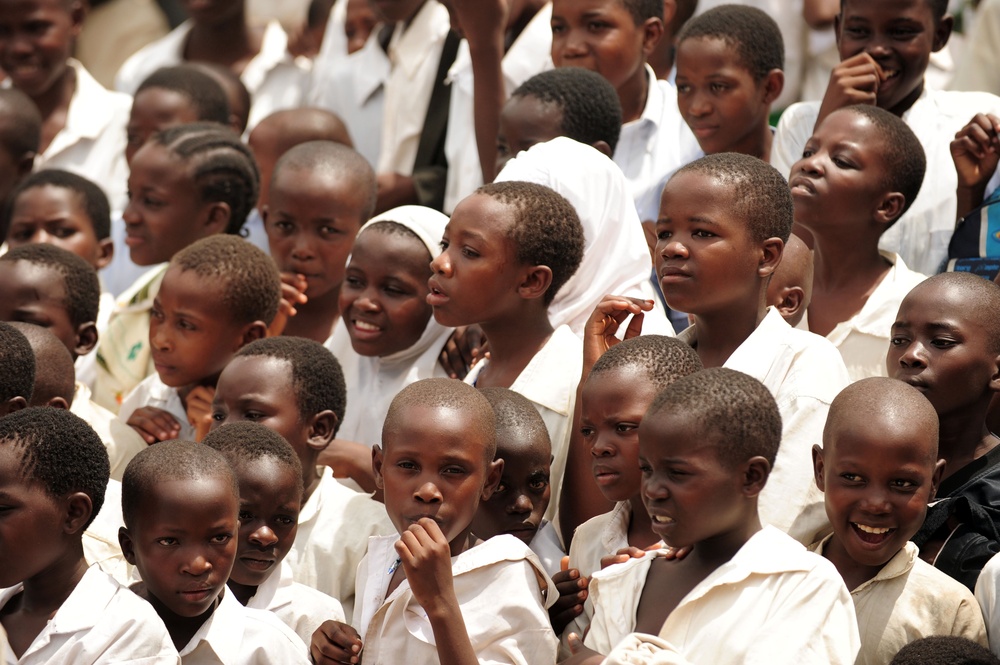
left=813, top=535, right=916, bottom=593
left=240, top=21, right=294, bottom=92
left=62, top=60, right=120, bottom=141
left=2, top=566, right=119, bottom=636
left=178, top=588, right=244, bottom=662
left=677, top=307, right=787, bottom=384
left=387, top=0, right=450, bottom=80
left=246, top=560, right=294, bottom=610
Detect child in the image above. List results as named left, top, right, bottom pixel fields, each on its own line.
left=657, top=152, right=850, bottom=544
left=0, top=0, right=131, bottom=207
left=792, top=105, right=929, bottom=381
left=264, top=140, right=375, bottom=343
left=892, top=637, right=1000, bottom=665
left=648, top=0, right=697, bottom=80
left=344, top=0, right=377, bottom=55
left=202, top=421, right=345, bottom=646
left=8, top=322, right=75, bottom=410
left=432, top=181, right=584, bottom=526
left=814, top=377, right=987, bottom=664
left=0, top=407, right=178, bottom=663
left=889, top=272, right=1000, bottom=590
left=93, top=122, right=260, bottom=411
left=766, top=233, right=814, bottom=328
left=209, top=336, right=394, bottom=618
left=118, top=235, right=279, bottom=444
left=310, top=378, right=557, bottom=665
left=0, top=88, right=41, bottom=236
left=118, top=440, right=310, bottom=661
left=0, top=322, right=34, bottom=417
left=772, top=0, right=1000, bottom=275
left=574, top=368, right=859, bottom=664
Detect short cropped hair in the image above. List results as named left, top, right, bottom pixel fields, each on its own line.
left=6, top=169, right=112, bottom=240
left=273, top=140, right=377, bottom=222
left=0, top=408, right=109, bottom=530
left=678, top=5, right=784, bottom=80
left=620, top=0, right=663, bottom=23
left=841, top=0, right=948, bottom=22
left=0, top=88, right=41, bottom=159
left=912, top=273, right=1000, bottom=355
left=203, top=421, right=304, bottom=494
left=480, top=387, right=551, bottom=454
left=590, top=335, right=703, bottom=391
left=384, top=378, right=497, bottom=462
left=136, top=65, right=231, bottom=125
left=475, top=181, right=584, bottom=304
left=171, top=235, right=281, bottom=325
left=122, top=440, right=238, bottom=529
left=188, top=63, right=252, bottom=133
left=9, top=322, right=75, bottom=408
left=0, top=322, right=35, bottom=404
left=673, top=0, right=699, bottom=30
left=648, top=368, right=781, bottom=468
left=235, top=337, right=347, bottom=428
left=512, top=68, right=622, bottom=153
left=0, top=243, right=101, bottom=327
left=672, top=153, right=793, bottom=243
left=890, top=636, right=1000, bottom=665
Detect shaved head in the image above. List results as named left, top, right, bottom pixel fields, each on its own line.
left=9, top=322, right=75, bottom=408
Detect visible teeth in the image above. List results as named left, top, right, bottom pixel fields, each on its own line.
left=855, top=523, right=890, bottom=534
left=883, top=69, right=899, bottom=79
left=354, top=320, right=380, bottom=332
left=652, top=515, right=673, bottom=524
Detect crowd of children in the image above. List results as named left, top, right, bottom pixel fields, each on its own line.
left=5, top=0, right=1000, bottom=662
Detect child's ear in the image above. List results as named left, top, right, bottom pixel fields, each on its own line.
left=743, top=456, right=770, bottom=497
left=240, top=321, right=269, bottom=347
left=307, top=409, right=339, bottom=453
left=204, top=202, right=233, bottom=235
left=875, top=192, right=906, bottom=227
left=0, top=396, right=28, bottom=417
left=773, top=285, right=806, bottom=323
left=46, top=396, right=70, bottom=410
left=932, top=14, right=954, bottom=52
left=482, top=458, right=504, bottom=501
left=517, top=265, right=553, bottom=302
left=761, top=69, right=785, bottom=106
left=68, top=0, right=86, bottom=35
left=641, top=17, right=665, bottom=58
left=74, top=321, right=99, bottom=357
left=591, top=140, right=613, bottom=159
left=95, top=237, right=114, bottom=270
left=757, top=237, right=784, bottom=278
left=812, top=444, right=826, bottom=491
left=64, top=491, right=93, bottom=536
left=372, top=444, right=385, bottom=491
left=119, top=526, right=137, bottom=565
left=928, top=457, right=946, bottom=500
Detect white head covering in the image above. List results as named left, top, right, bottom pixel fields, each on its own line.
left=493, top=137, right=671, bottom=336
left=325, top=205, right=452, bottom=447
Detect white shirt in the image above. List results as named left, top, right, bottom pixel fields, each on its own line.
left=354, top=533, right=557, bottom=665
left=284, top=468, right=394, bottom=620
left=799, top=252, right=926, bottom=382
left=442, top=3, right=553, bottom=213
left=177, top=588, right=308, bottom=664
left=973, top=550, right=1000, bottom=656
left=772, top=89, right=1000, bottom=274
left=679, top=308, right=849, bottom=544
left=308, top=0, right=348, bottom=93
left=594, top=527, right=860, bottom=665
left=0, top=565, right=178, bottom=664
left=529, top=520, right=566, bottom=578
left=245, top=561, right=345, bottom=648
left=117, top=373, right=194, bottom=441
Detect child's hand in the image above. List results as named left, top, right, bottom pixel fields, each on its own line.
left=438, top=325, right=488, bottom=379
left=599, top=543, right=689, bottom=569
left=395, top=518, right=457, bottom=615
left=269, top=273, right=309, bottom=337
left=951, top=113, right=1000, bottom=190
left=310, top=620, right=363, bottom=664
left=126, top=406, right=182, bottom=444
left=549, top=561, right=588, bottom=635
left=449, top=0, right=508, bottom=47
left=816, top=52, right=882, bottom=126
left=184, top=385, right=215, bottom=442
left=583, top=296, right=653, bottom=371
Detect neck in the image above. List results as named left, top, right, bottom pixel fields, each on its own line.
left=627, top=495, right=660, bottom=549
left=32, top=65, right=76, bottom=122
left=728, top=122, right=774, bottom=162
left=809, top=229, right=889, bottom=291
left=938, top=406, right=998, bottom=480
left=618, top=66, right=650, bottom=124
left=477, top=307, right=554, bottom=387
left=689, top=510, right=760, bottom=570
left=19, top=545, right=88, bottom=616
left=691, top=296, right=767, bottom=368
left=226, top=579, right=257, bottom=606
left=303, top=458, right=322, bottom=504
left=822, top=536, right=884, bottom=592
left=887, top=81, right=924, bottom=117
left=142, top=585, right=218, bottom=650
left=283, top=287, right=341, bottom=343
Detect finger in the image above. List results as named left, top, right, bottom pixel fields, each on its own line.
left=567, top=632, right=584, bottom=655
left=624, top=311, right=645, bottom=340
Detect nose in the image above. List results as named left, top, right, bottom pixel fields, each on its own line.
left=796, top=150, right=823, bottom=177
left=123, top=197, right=141, bottom=225
left=688, top=90, right=712, bottom=117
left=249, top=524, right=278, bottom=548
left=865, top=35, right=891, bottom=60
left=290, top=234, right=315, bottom=261
left=415, top=480, right=443, bottom=504
left=355, top=286, right=381, bottom=312
left=182, top=551, right=212, bottom=576
left=430, top=249, right=452, bottom=277
left=508, top=492, right=533, bottom=515
left=859, top=488, right=892, bottom=515
left=658, top=235, right=689, bottom=262
left=897, top=341, right=926, bottom=369
left=590, top=431, right=616, bottom=457
left=642, top=473, right=668, bottom=501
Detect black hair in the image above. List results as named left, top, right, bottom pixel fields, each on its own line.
left=171, top=235, right=282, bottom=325
left=136, top=65, right=231, bottom=125
left=9, top=322, right=76, bottom=408
left=152, top=122, right=260, bottom=234
left=672, top=0, right=699, bottom=31
left=474, top=181, right=584, bottom=304
left=5, top=169, right=111, bottom=240
left=909, top=273, right=1000, bottom=355
left=363, top=220, right=428, bottom=254
left=0, top=407, right=109, bottom=530
left=590, top=335, right=703, bottom=391
left=0, top=322, right=35, bottom=404
left=671, top=153, right=793, bottom=243
left=890, top=637, right=1000, bottom=665
left=678, top=5, right=784, bottom=80
left=188, top=63, right=252, bottom=134
left=0, top=88, right=41, bottom=159
left=235, top=337, right=347, bottom=430
left=122, top=440, right=238, bottom=529
left=647, top=368, right=782, bottom=468
left=620, top=0, right=663, bottom=23
left=203, top=421, right=304, bottom=495
left=308, top=0, right=337, bottom=28
left=272, top=140, right=376, bottom=222
left=511, top=68, right=623, bottom=154
left=840, top=0, right=949, bottom=22
left=0, top=243, right=101, bottom=328
left=480, top=387, right=551, bottom=458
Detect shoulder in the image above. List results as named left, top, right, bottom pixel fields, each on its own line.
left=775, top=101, right=821, bottom=132
left=922, top=89, right=1000, bottom=119
left=909, top=556, right=981, bottom=605
left=239, top=604, right=310, bottom=661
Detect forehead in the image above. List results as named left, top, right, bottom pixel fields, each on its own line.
left=897, top=280, right=988, bottom=330
left=449, top=193, right=517, bottom=240
left=234, top=456, right=301, bottom=499
left=660, top=171, right=740, bottom=222
left=271, top=166, right=365, bottom=206
left=826, top=411, right=936, bottom=466
left=503, top=95, right=565, bottom=130
left=0, top=260, right=68, bottom=305
left=0, top=443, right=34, bottom=489
left=132, top=475, right=237, bottom=527
left=676, top=35, right=748, bottom=72
left=639, top=408, right=722, bottom=458
left=130, top=141, right=189, bottom=180
left=840, top=0, right=936, bottom=22
left=352, top=228, right=430, bottom=273
left=12, top=184, right=88, bottom=219
left=159, top=265, right=225, bottom=307
left=132, top=88, right=200, bottom=122
left=496, top=426, right=551, bottom=463
left=552, top=0, right=634, bottom=20
left=385, top=402, right=492, bottom=455
left=219, top=355, right=294, bottom=395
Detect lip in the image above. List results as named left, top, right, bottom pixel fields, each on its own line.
left=659, top=266, right=691, bottom=283
left=124, top=232, right=147, bottom=248
left=648, top=513, right=675, bottom=536
left=178, top=587, right=215, bottom=603
left=689, top=124, right=719, bottom=139
left=405, top=514, right=442, bottom=526
left=349, top=317, right=384, bottom=340
left=850, top=522, right=896, bottom=548
left=426, top=279, right=450, bottom=307
left=504, top=522, right=539, bottom=534
left=238, top=556, right=276, bottom=572
left=895, top=375, right=929, bottom=392
left=592, top=465, right=621, bottom=486
left=788, top=175, right=816, bottom=196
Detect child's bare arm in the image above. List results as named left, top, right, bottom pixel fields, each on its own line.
left=396, top=518, right=478, bottom=665
left=951, top=113, right=1000, bottom=219
left=126, top=406, right=181, bottom=444
left=310, top=620, right=363, bottom=664
left=815, top=52, right=882, bottom=127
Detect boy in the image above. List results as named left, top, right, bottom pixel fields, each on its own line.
left=118, top=235, right=280, bottom=444
left=202, top=422, right=345, bottom=646
left=0, top=88, right=41, bottom=239
left=648, top=0, right=697, bottom=80
left=657, top=152, right=849, bottom=544
left=310, top=378, right=557, bottom=665
left=0, top=407, right=178, bottom=663
left=118, top=440, right=309, bottom=661
left=889, top=272, right=1000, bottom=590
left=432, top=181, right=584, bottom=525
left=0, top=322, right=35, bottom=417
left=574, top=368, right=859, bottom=664
left=772, top=0, right=1000, bottom=275
left=8, top=322, right=75, bottom=410
left=209, top=336, right=394, bottom=618
left=766, top=233, right=813, bottom=328
left=792, top=105, right=928, bottom=381
left=814, top=378, right=987, bottom=664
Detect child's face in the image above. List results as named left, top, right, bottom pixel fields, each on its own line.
left=675, top=36, right=774, bottom=157
left=345, top=0, right=378, bottom=54
left=837, top=0, right=950, bottom=114
left=551, top=0, right=653, bottom=94
left=375, top=403, right=502, bottom=555
left=581, top=366, right=659, bottom=504
left=496, top=95, right=565, bottom=175
left=888, top=281, right=1000, bottom=418
left=470, top=432, right=551, bottom=545
left=121, top=475, right=239, bottom=620
left=123, top=142, right=216, bottom=266
left=339, top=228, right=434, bottom=358
left=229, top=457, right=302, bottom=590
left=0, top=0, right=80, bottom=99
left=126, top=88, right=201, bottom=166
left=655, top=170, right=770, bottom=316
left=265, top=167, right=367, bottom=301
left=0, top=260, right=82, bottom=355
left=369, top=0, right=426, bottom=24
left=150, top=265, right=251, bottom=389
left=6, top=184, right=112, bottom=270
left=428, top=193, right=527, bottom=328
left=180, top=0, right=243, bottom=24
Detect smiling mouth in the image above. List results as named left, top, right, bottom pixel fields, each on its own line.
left=852, top=522, right=895, bottom=545
left=881, top=68, right=901, bottom=81
left=352, top=319, right=382, bottom=333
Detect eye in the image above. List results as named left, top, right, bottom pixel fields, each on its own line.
left=238, top=510, right=253, bottom=522
left=529, top=477, right=549, bottom=492
left=587, top=20, right=611, bottom=32
left=692, top=229, right=715, bottom=239
left=176, top=318, right=196, bottom=331
left=638, top=462, right=652, bottom=474
left=320, top=224, right=342, bottom=237
left=579, top=425, right=595, bottom=437
left=676, top=83, right=691, bottom=94
left=53, top=225, right=78, bottom=239
left=443, top=465, right=468, bottom=476
left=889, top=335, right=909, bottom=347
left=156, top=537, right=178, bottom=546
left=439, top=239, right=450, bottom=251
left=275, top=515, right=296, bottom=526
left=273, top=220, right=295, bottom=233
left=397, top=460, right=417, bottom=471
left=931, top=337, right=958, bottom=349
left=710, top=82, right=728, bottom=93
left=211, top=533, right=232, bottom=544
left=210, top=409, right=225, bottom=422
left=344, top=275, right=364, bottom=289
left=243, top=410, right=266, bottom=421
left=615, top=423, right=638, bottom=434
left=891, top=479, right=917, bottom=490
left=656, top=229, right=672, bottom=241
left=150, top=305, right=164, bottom=321
left=840, top=472, right=863, bottom=483
left=550, top=21, right=566, bottom=35
left=460, top=246, right=480, bottom=259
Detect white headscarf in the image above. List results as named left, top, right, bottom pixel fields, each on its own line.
left=494, top=137, right=671, bottom=336
left=325, top=205, right=452, bottom=447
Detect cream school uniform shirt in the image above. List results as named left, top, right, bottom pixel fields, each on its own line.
left=82, top=479, right=136, bottom=586
left=353, top=533, right=557, bottom=665
left=244, top=561, right=345, bottom=648
left=594, top=527, right=860, bottom=665
left=973, top=551, right=1000, bottom=656
left=798, top=251, right=926, bottom=382
left=117, top=373, right=194, bottom=442
left=0, top=565, right=178, bottom=665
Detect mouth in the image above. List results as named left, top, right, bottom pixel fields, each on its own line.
left=659, top=266, right=691, bottom=283
left=788, top=175, right=816, bottom=196
left=649, top=514, right=675, bottom=535
left=880, top=67, right=901, bottom=82
left=851, top=522, right=895, bottom=545
left=349, top=318, right=384, bottom=339
left=593, top=465, right=621, bottom=486
left=689, top=124, right=719, bottom=139
left=238, top=556, right=276, bottom=572
left=124, top=232, right=146, bottom=247
left=179, top=587, right=215, bottom=603
left=895, top=375, right=929, bottom=393
left=426, top=280, right=449, bottom=307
